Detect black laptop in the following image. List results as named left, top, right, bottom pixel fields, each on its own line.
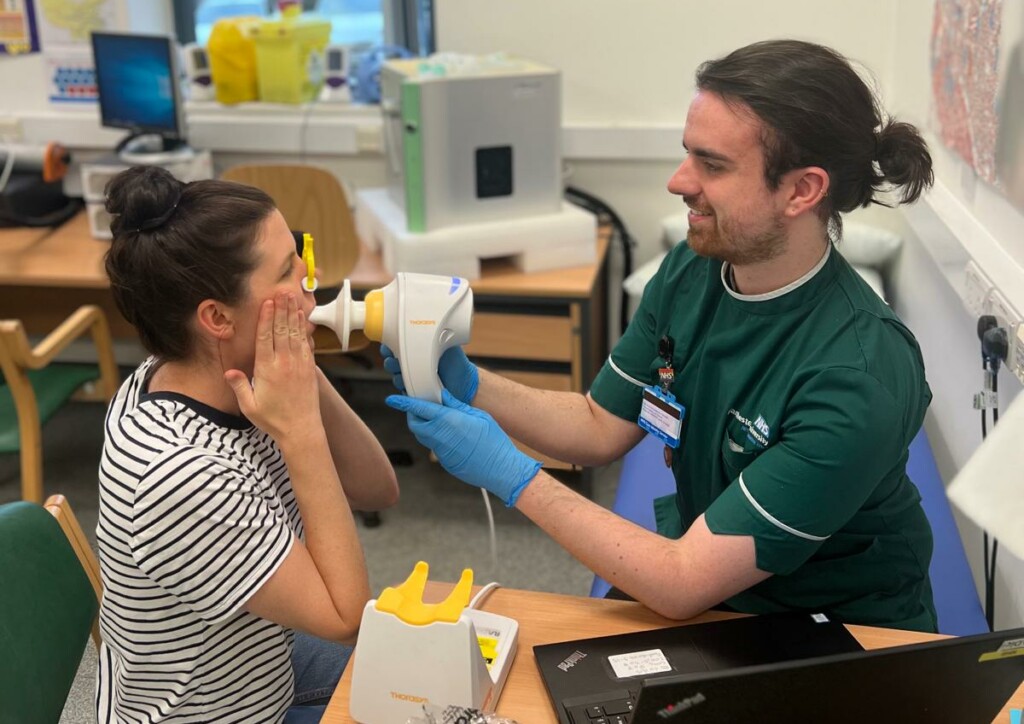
left=534, top=612, right=864, bottom=724
left=628, top=626, right=1024, bottom=723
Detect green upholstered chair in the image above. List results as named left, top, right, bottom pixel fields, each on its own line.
left=0, top=495, right=101, bottom=723
left=0, top=305, right=119, bottom=502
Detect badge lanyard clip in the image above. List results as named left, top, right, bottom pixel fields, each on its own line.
left=638, top=335, right=683, bottom=467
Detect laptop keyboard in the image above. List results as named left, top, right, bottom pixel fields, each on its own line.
left=564, top=689, right=639, bottom=724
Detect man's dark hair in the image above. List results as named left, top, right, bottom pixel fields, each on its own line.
left=696, top=39, right=934, bottom=238
left=104, top=166, right=276, bottom=361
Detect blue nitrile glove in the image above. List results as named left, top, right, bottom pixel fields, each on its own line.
left=385, top=389, right=541, bottom=506
left=380, top=344, right=479, bottom=403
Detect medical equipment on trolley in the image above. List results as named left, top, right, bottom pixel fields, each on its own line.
left=309, top=272, right=473, bottom=403
left=349, top=561, right=518, bottom=723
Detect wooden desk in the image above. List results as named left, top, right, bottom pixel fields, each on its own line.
left=1, top=215, right=608, bottom=403
left=323, top=583, right=1024, bottom=724
left=0, top=212, right=136, bottom=337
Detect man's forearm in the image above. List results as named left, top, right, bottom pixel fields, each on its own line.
left=514, top=471, right=765, bottom=620
left=472, top=369, right=635, bottom=466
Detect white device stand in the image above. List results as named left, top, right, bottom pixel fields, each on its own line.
left=355, top=187, right=598, bottom=280
left=349, top=567, right=518, bottom=723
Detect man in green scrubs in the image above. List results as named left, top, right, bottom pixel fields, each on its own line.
left=386, top=39, right=938, bottom=632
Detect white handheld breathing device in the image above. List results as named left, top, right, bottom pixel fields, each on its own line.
left=309, top=273, right=474, bottom=403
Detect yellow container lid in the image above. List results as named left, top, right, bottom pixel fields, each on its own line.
left=251, top=14, right=331, bottom=41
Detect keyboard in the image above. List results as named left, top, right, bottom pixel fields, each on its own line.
left=562, top=688, right=639, bottom=724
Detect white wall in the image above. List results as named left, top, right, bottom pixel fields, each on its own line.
left=435, top=0, right=899, bottom=262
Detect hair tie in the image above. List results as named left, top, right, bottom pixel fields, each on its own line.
left=132, top=185, right=183, bottom=234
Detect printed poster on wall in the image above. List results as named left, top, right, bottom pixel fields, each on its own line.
left=931, top=0, right=1024, bottom=211
left=0, top=0, right=41, bottom=54
left=35, top=0, right=126, bottom=104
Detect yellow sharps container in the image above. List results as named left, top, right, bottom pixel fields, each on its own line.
left=207, top=16, right=261, bottom=105
left=251, top=6, right=331, bottom=104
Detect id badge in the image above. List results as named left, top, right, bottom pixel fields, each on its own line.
left=638, top=386, right=684, bottom=448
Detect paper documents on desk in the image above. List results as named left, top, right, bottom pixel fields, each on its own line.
left=406, top=704, right=518, bottom=724
left=947, top=395, right=1024, bottom=560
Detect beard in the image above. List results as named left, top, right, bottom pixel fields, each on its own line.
left=687, top=208, right=788, bottom=267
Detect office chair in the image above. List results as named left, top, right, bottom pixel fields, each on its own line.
left=0, top=305, right=119, bottom=503
left=0, top=495, right=101, bottom=723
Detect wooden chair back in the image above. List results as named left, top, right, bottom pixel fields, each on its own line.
left=0, top=305, right=119, bottom=502
left=220, top=164, right=361, bottom=288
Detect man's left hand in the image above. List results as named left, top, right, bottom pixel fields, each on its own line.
left=385, top=390, right=541, bottom=506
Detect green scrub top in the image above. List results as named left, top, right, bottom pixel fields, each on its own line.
left=590, top=242, right=937, bottom=632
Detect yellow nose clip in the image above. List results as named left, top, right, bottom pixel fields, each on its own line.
left=375, top=561, right=473, bottom=626
left=301, top=232, right=318, bottom=292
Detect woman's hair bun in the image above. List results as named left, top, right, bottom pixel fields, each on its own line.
left=105, top=166, right=183, bottom=235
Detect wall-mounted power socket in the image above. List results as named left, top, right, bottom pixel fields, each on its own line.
left=1011, top=324, right=1024, bottom=387
left=0, top=115, right=22, bottom=140
left=964, top=261, right=994, bottom=319
left=987, top=288, right=1021, bottom=333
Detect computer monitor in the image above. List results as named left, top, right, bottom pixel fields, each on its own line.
left=91, top=31, right=194, bottom=164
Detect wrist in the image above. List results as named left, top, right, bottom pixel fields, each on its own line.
left=277, top=428, right=331, bottom=462
left=504, top=457, right=542, bottom=508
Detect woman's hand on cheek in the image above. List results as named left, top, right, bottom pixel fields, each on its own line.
left=225, top=293, right=322, bottom=444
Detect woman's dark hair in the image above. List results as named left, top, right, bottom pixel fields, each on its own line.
left=104, top=166, right=276, bottom=361
left=695, top=39, right=934, bottom=239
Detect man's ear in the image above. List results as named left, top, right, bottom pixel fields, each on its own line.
left=782, top=166, right=830, bottom=219
left=196, top=299, right=235, bottom=341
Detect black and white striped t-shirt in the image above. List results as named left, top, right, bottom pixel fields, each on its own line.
left=96, top=358, right=301, bottom=723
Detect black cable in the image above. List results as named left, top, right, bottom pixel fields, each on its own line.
left=564, top=185, right=636, bottom=335
left=976, top=315, right=999, bottom=631
left=987, top=367, right=999, bottom=630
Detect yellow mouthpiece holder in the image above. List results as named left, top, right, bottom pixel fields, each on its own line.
left=374, top=561, right=474, bottom=626
left=301, top=233, right=317, bottom=292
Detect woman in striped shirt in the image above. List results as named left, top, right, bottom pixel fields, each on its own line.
left=97, top=165, right=399, bottom=723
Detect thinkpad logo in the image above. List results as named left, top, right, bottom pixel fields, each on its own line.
left=657, top=692, right=707, bottom=718
left=557, top=650, right=587, bottom=672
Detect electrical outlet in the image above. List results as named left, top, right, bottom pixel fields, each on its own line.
left=987, top=288, right=1021, bottom=331
left=1011, top=324, right=1024, bottom=386
left=356, top=124, right=382, bottom=153
left=0, top=115, right=21, bottom=139
left=964, top=261, right=994, bottom=318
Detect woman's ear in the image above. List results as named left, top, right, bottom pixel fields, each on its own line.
left=196, top=299, right=235, bottom=341
left=783, top=166, right=830, bottom=218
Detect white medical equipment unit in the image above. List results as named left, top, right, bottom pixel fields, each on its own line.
left=349, top=561, right=519, bottom=723
left=356, top=53, right=597, bottom=279
left=309, top=272, right=473, bottom=403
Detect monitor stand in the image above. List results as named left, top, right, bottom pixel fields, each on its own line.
left=116, top=132, right=196, bottom=165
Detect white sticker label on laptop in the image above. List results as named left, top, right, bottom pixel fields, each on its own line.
left=812, top=613, right=829, bottom=623
left=607, top=649, right=673, bottom=678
